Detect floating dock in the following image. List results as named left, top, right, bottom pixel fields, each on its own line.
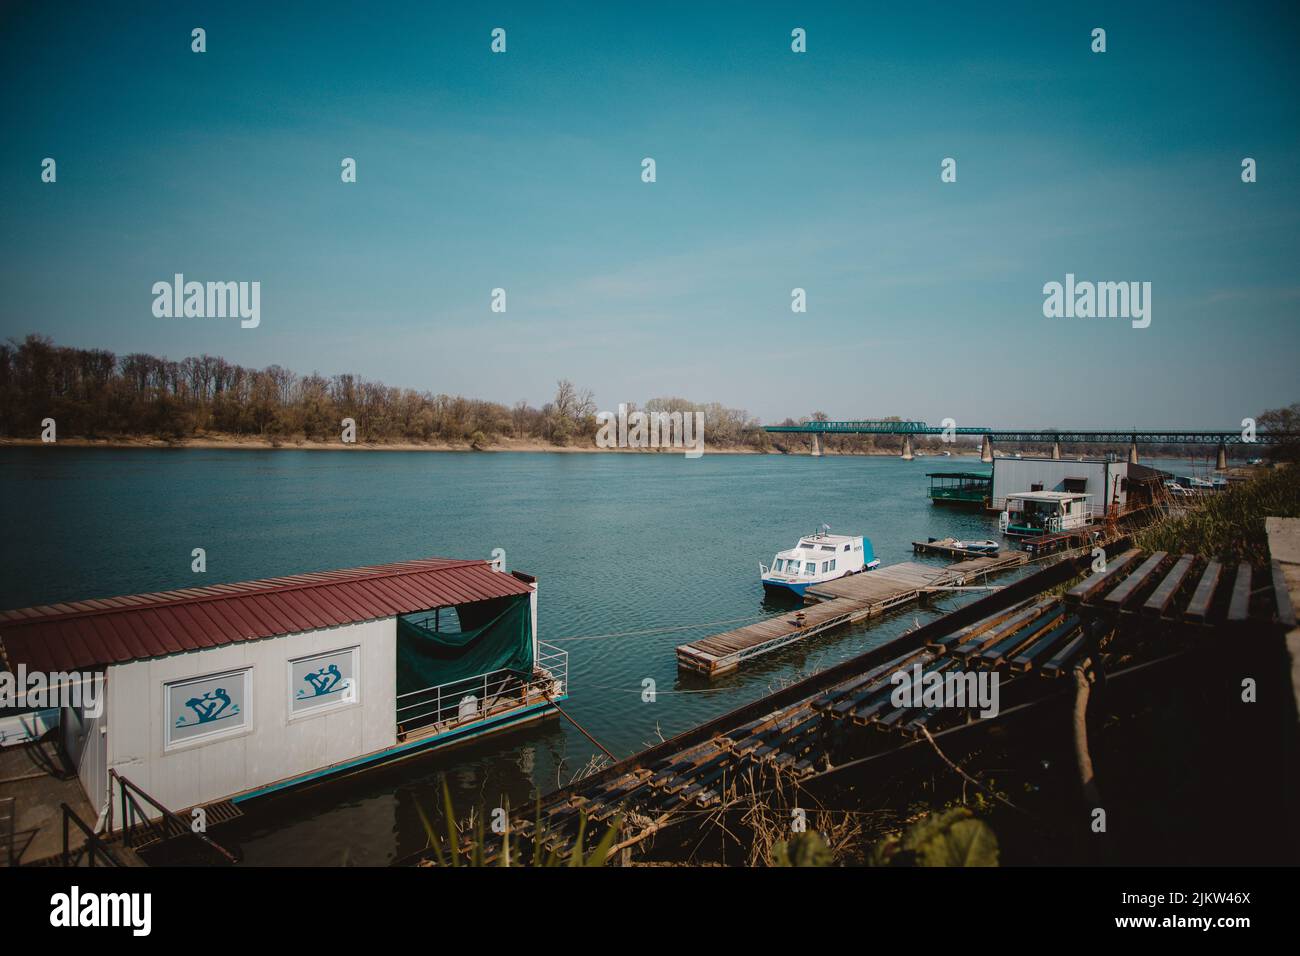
left=427, top=542, right=1294, bottom=866
left=676, top=552, right=1027, bottom=677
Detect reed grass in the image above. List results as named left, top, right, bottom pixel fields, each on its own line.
left=414, top=777, right=621, bottom=867
left=1136, top=465, right=1299, bottom=563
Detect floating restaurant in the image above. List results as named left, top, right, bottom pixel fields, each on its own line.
left=925, top=471, right=992, bottom=508
left=0, top=557, right=566, bottom=834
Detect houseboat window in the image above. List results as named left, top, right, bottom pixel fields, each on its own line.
left=821, top=546, right=835, bottom=552
left=830, top=559, right=837, bottom=571
left=289, top=647, right=359, bottom=718
left=164, top=668, right=251, bottom=750
left=805, top=562, right=816, bottom=574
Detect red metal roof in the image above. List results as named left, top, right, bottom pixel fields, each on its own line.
left=0, top=558, right=534, bottom=673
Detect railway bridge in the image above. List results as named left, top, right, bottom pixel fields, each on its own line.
left=763, top=420, right=1296, bottom=467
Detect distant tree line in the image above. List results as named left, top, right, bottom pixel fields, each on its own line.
left=3, top=336, right=1292, bottom=459
left=0, top=335, right=771, bottom=449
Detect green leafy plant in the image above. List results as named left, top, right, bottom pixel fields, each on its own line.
left=869, top=807, right=999, bottom=867
left=770, top=830, right=834, bottom=867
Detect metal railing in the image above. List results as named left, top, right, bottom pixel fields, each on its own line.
left=765, top=423, right=1300, bottom=444
left=396, top=641, right=568, bottom=736
left=61, top=803, right=123, bottom=867
left=109, top=769, right=239, bottom=864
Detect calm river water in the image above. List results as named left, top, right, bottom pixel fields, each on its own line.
left=2, top=448, right=1061, bottom=864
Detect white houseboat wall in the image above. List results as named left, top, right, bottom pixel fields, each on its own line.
left=989, top=456, right=1129, bottom=519
left=0, top=558, right=565, bottom=830
left=998, top=491, right=1095, bottom=537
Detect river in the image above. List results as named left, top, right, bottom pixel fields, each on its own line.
left=1, top=447, right=1100, bottom=864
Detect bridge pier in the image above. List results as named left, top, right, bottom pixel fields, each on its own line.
left=900, top=435, right=914, bottom=461
left=1216, top=442, right=1227, bottom=471
left=811, top=433, right=822, bottom=457
left=1051, top=441, right=1061, bottom=460
left=980, top=434, right=993, bottom=463
left=1128, top=438, right=1139, bottom=465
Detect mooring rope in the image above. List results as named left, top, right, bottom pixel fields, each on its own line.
left=545, top=692, right=619, bottom=761
left=547, top=612, right=777, bottom=643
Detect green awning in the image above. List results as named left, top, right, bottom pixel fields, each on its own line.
left=396, top=594, right=533, bottom=692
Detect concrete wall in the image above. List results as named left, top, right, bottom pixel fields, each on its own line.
left=992, top=458, right=1127, bottom=517
left=103, top=618, right=396, bottom=819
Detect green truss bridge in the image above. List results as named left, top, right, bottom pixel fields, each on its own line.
left=763, top=420, right=1297, bottom=465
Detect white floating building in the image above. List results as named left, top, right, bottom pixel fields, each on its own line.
left=0, top=557, right=566, bottom=831
left=989, top=456, right=1131, bottom=518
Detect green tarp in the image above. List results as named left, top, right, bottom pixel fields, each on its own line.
left=396, top=594, right=533, bottom=694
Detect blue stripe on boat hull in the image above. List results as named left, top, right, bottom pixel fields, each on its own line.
left=761, top=561, right=880, bottom=597
left=762, top=579, right=811, bottom=597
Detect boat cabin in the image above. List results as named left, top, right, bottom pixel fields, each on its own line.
left=926, top=472, right=992, bottom=508
left=998, top=491, right=1093, bottom=537
left=760, top=530, right=879, bottom=597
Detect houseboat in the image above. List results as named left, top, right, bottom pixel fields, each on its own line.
left=926, top=471, right=992, bottom=508
left=0, top=556, right=567, bottom=834
left=997, top=491, right=1094, bottom=538
left=760, top=528, right=879, bottom=597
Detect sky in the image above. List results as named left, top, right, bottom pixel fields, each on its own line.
left=1, top=1, right=1298, bottom=430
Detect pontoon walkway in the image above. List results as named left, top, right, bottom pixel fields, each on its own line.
left=676, top=552, right=1027, bottom=677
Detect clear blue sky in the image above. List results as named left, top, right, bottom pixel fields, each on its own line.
left=2, top=1, right=1297, bottom=429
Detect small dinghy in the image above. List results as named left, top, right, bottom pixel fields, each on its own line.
left=952, top=540, right=999, bottom=555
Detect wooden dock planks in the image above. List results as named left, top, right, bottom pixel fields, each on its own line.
left=677, top=554, right=1028, bottom=677
left=1142, top=554, right=1196, bottom=618
left=1227, top=563, right=1253, bottom=622
left=682, top=598, right=864, bottom=660
left=1102, top=551, right=1167, bottom=607
left=1184, top=560, right=1222, bottom=622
